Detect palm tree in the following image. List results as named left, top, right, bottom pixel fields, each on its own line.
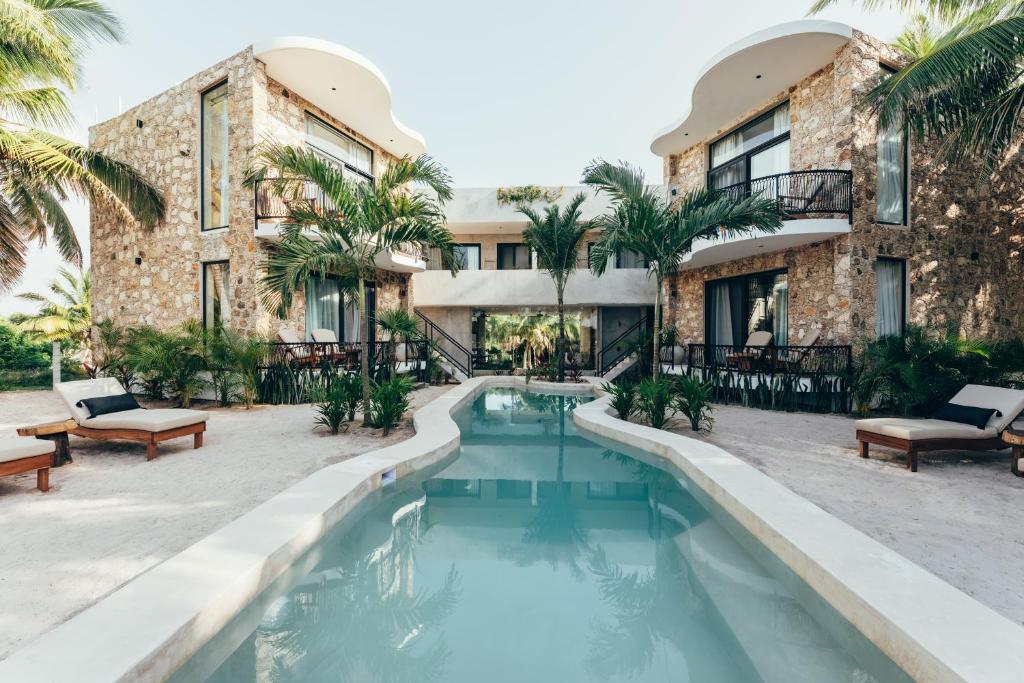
left=519, top=194, right=590, bottom=381
left=14, top=266, right=91, bottom=350
left=375, top=307, right=420, bottom=376
left=0, top=0, right=166, bottom=290
left=582, top=160, right=783, bottom=379
left=810, top=0, right=1024, bottom=167
left=246, top=146, right=458, bottom=403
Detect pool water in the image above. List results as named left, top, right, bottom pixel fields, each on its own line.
left=173, top=388, right=910, bottom=683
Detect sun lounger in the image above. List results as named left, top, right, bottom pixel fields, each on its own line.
left=725, top=330, right=773, bottom=370
left=856, top=384, right=1024, bottom=472
left=0, top=437, right=55, bottom=491
left=55, top=378, right=208, bottom=461
left=277, top=327, right=318, bottom=366
left=310, top=328, right=355, bottom=366
left=774, top=328, right=820, bottom=373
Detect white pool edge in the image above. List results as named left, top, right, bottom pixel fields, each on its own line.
left=573, top=394, right=1024, bottom=683
left=1, top=376, right=1020, bottom=682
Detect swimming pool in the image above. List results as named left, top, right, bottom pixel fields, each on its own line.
left=169, top=387, right=910, bottom=683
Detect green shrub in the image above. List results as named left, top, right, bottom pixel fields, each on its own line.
left=130, top=322, right=208, bottom=407
left=335, top=371, right=363, bottom=422
left=365, top=375, right=414, bottom=435
left=602, top=380, right=637, bottom=420
left=94, top=320, right=139, bottom=392
left=313, top=382, right=349, bottom=434
left=673, top=375, right=715, bottom=432
left=636, top=376, right=674, bottom=429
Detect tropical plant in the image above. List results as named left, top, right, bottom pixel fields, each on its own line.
left=0, top=0, right=165, bottom=291
left=603, top=380, right=638, bottom=421
left=673, top=375, right=715, bottom=432
left=313, top=382, right=349, bottom=434
left=486, top=313, right=578, bottom=370
left=335, top=370, right=363, bottom=421
left=583, top=160, right=782, bottom=378
left=375, top=307, right=421, bottom=376
left=208, top=327, right=268, bottom=408
left=364, top=374, right=414, bottom=435
left=636, top=376, right=675, bottom=429
left=14, top=267, right=91, bottom=350
left=246, top=148, right=457, bottom=405
left=93, top=319, right=137, bottom=390
left=519, top=193, right=590, bottom=381
left=810, top=0, right=1024, bottom=167
left=129, top=322, right=208, bottom=407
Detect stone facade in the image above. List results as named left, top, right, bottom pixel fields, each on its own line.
left=89, top=46, right=410, bottom=339
left=662, top=30, right=1023, bottom=346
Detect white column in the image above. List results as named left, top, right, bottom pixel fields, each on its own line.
left=51, top=341, right=61, bottom=387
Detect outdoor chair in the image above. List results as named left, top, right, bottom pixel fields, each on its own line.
left=0, top=437, right=55, bottom=492
left=310, top=328, right=354, bottom=366
left=856, top=384, right=1024, bottom=472
left=277, top=327, right=318, bottom=366
left=773, top=328, right=821, bottom=373
left=55, top=378, right=208, bottom=461
left=725, top=331, right=773, bottom=371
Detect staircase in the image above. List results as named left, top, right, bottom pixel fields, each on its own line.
left=414, top=310, right=473, bottom=381
left=596, top=316, right=649, bottom=380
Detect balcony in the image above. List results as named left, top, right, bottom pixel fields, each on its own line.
left=253, top=178, right=427, bottom=273
left=410, top=268, right=657, bottom=308
left=682, top=169, right=852, bottom=270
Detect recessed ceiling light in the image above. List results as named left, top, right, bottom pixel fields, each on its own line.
left=755, top=74, right=762, bottom=79
left=331, top=87, right=337, bottom=91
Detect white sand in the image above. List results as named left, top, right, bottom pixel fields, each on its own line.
left=0, top=385, right=452, bottom=659
left=668, top=405, right=1024, bottom=627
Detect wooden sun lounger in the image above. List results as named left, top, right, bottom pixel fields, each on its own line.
left=856, top=430, right=1008, bottom=473
left=69, top=422, right=205, bottom=461
left=0, top=438, right=56, bottom=492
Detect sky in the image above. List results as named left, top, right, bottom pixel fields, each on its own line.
left=0, top=0, right=907, bottom=317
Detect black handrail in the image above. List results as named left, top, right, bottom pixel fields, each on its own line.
left=254, top=177, right=341, bottom=226
left=686, top=342, right=852, bottom=376
left=596, top=316, right=648, bottom=376
left=714, top=169, right=853, bottom=223
left=415, top=309, right=473, bottom=378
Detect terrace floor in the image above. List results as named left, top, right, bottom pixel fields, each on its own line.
left=670, top=404, right=1024, bottom=627
left=0, top=385, right=454, bottom=659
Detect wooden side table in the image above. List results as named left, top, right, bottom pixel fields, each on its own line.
left=17, top=419, right=76, bottom=467
left=1003, top=424, right=1024, bottom=477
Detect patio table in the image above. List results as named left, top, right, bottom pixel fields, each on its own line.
left=17, top=419, right=76, bottom=467
left=1003, top=423, right=1024, bottom=477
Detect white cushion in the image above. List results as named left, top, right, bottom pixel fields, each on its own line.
left=856, top=417, right=998, bottom=442
left=55, top=377, right=127, bottom=424
left=311, top=328, right=338, bottom=343
left=0, top=437, right=55, bottom=464
left=79, top=408, right=208, bottom=432
left=947, top=384, right=1024, bottom=432
left=745, top=331, right=772, bottom=347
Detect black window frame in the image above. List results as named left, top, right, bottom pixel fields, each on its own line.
left=496, top=243, right=532, bottom=270
left=707, top=101, right=791, bottom=191
left=304, top=271, right=347, bottom=342
left=200, top=79, right=230, bottom=232
left=201, top=260, right=230, bottom=330
left=703, top=267, right=788, bottom=347
left=874, top=256, right=907, bottom=337
left=876, top=64, right=909, bottom=226
left=304, top=111, right=375, bottom=184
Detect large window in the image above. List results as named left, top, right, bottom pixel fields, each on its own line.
left=202, top=261, right=230, bottom=330
left=427, top=244, right=481, bottom=270
left=876, top=65, right=907, bottom=224
left=497, top=243, right=532, bottom=270
left=201, top=82, right=230, bottom=230
left=705, top=269, right=789, bottom=348
left=305, top=275, right=342, bottom=342
left=616, top=248, right=647, bottom=269
left=305, top=114, right=373, bottom=181
left=874, top=257, right=906, bottom=338
left=708, top=101, right=790, bottom=190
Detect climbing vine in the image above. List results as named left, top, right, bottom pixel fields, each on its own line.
left=496, top=185, right=564, bottom=205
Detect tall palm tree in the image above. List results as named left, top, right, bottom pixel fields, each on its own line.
left=14, top=266, right=91, bottom=349
left=0, top=0, right=166, bottom=290
left=246, top=145, right=458, bottom=402
left=519, top=193, right=590, bottom=381
left=811, top=0, right=1024, bottom=167
left=583, top=160, right=783, bottom=379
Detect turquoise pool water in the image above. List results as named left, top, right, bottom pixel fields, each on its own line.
left=172, top=388, right=911, bottom=682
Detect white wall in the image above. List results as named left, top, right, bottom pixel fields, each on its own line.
left=411, top=269, right=657, bottom=308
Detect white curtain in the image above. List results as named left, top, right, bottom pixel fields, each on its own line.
left=203, top=263, right=230, bottom=329
left=343, top=295, right=361, bottom=343
left=711, top=282, right=734, bottom=347
left=875, top=259, right=904, bottom=337
left=751, top=138, right=790, bottom=180
left=773, top=279, right=788, bottom=346
left=772, top=101, right=790, bottom=135
left=876, top=120, right=905, bottom=223
left=305, top=277, right=340, bottom=341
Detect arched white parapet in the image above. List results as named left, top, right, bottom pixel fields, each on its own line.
left=650, top=21, right=853, bottom=156
left=681, top=218, right=850, bottom=270
left=253, top=36, right=427, bottom=158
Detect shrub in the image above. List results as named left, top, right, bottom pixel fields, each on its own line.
left=673, top=375, right=715, bottom=432
left=335, top=371, right=363, bottom=422
left=313, top=382, right=349, bottom=435
left=636, top=376, right=674, bottom=429
left=130, top=322, right=208, bottom=407
left=94, top=320, right=139, bottom=392
left=212, top=327, right=268, bottom=408
left=364, top=375, right=414, bottom=435
left=602, top=380, right=637, bottom=420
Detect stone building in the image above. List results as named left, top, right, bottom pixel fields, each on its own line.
left=652, top=20, right=1023, bottom=350
left=89, top=37, right=427, bottom=342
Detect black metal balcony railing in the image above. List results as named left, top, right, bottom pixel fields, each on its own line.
left=715, top=170, right=853, bottom=223
left=686, top=343, right=852, bottom=377
left=254, top=177, right=338, bottom=225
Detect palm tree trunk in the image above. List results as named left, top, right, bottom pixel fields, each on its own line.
left=358, top=277, right=370, bottom=406
left=557, top=288, right=566, bottom=382
left=652, top=279, right=663, bottom=380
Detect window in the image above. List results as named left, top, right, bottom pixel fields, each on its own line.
left=616, top=248, right=647, bottom=269
left=708, top=102, right=790, bottom=189
left=305, top=114, right=373, bottom=180
left=202, top=261, right=230, bottom=330
left=876, top=66, right=907, bottom=224
left=705, top=269, right=788, bottom=347
left=454, top=244, right=481, bottom=270
left=497, top=243, right=531, bottom=270
left=874, top=257, right=906, bottom=338
left=305, top=275, right=342, bottom=342
left=201, top=82, right=230, bottom=230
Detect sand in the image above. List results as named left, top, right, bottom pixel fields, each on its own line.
left=0, top=385, right=453, bottom=659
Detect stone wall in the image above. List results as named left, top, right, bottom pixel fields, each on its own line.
left=90, top=47, right=410, bottom=340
